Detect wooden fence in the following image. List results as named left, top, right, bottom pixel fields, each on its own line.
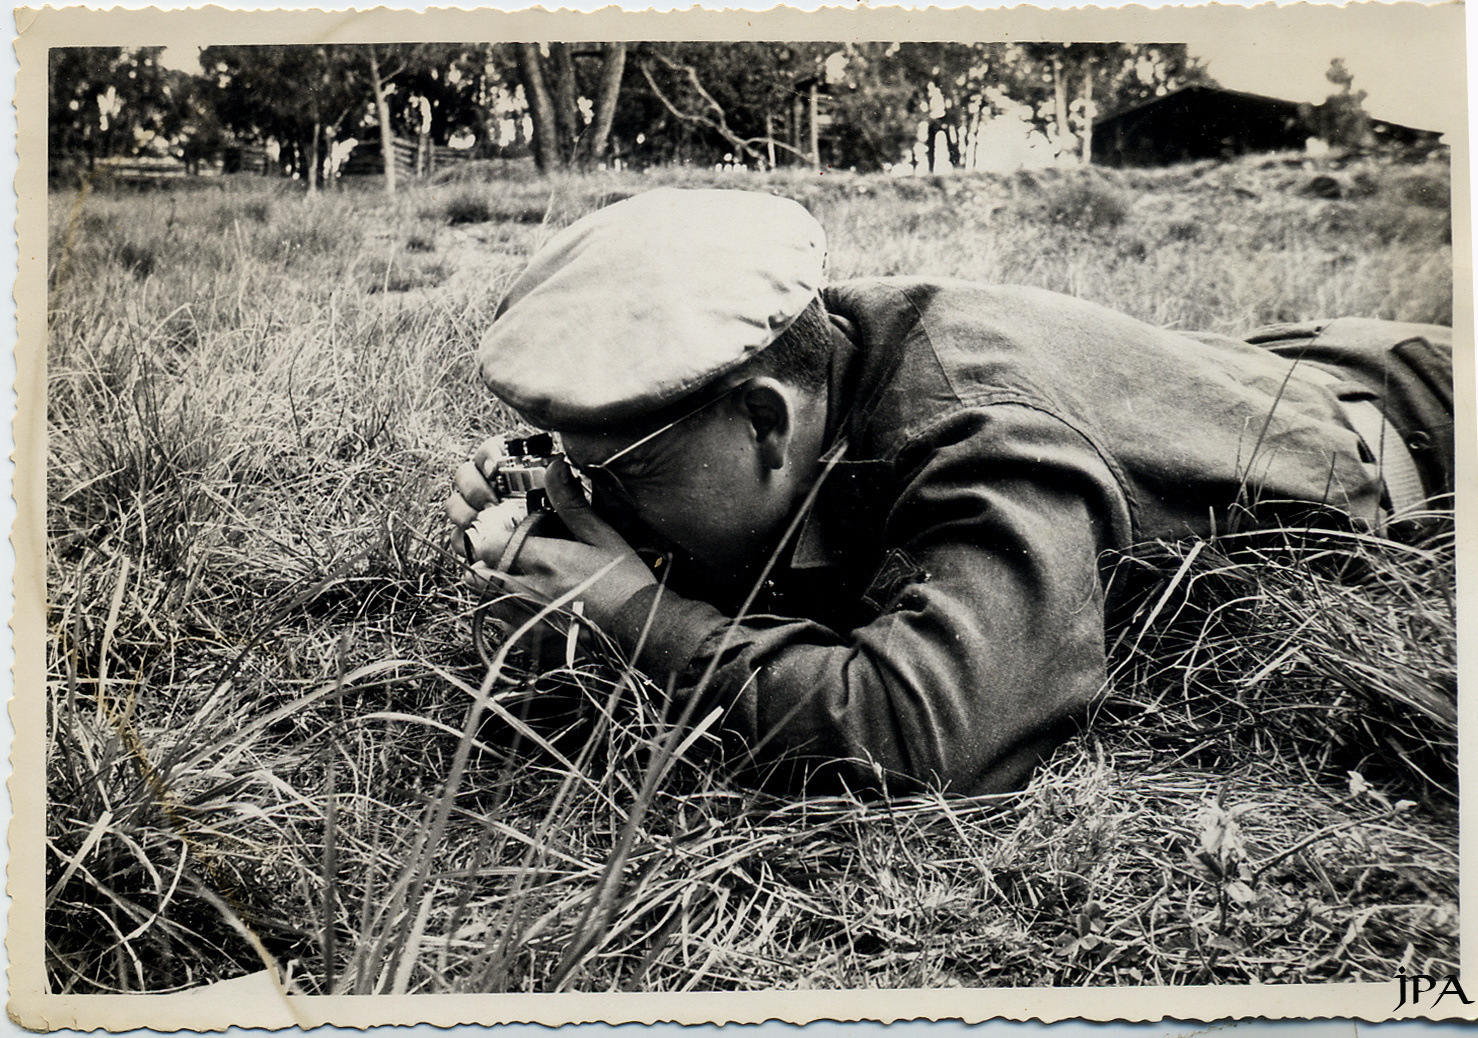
left=93, top=154, right=220, bottom=184
left=71, top=136, right=476, bottom=187
left=341, top=137, right=477, bottom=179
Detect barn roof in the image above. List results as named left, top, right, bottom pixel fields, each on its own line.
left=1095, top=84, right=1298, bottom=128
left=1091, top=84, right=1442, bottom=167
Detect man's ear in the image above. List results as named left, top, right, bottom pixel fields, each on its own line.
left=736, top=378, right=792, bottom=471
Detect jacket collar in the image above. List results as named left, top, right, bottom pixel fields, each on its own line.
left=787, top=314, right=893, bottom=571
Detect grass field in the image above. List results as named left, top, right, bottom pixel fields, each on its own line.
left=44, top=153, right=1457, bottom=994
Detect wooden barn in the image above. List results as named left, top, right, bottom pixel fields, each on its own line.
left=1091, top=85, right=1443, bottom=167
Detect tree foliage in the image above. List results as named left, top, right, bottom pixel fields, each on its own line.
left=609, top=42, right=832, bottom=168
left=881, top=44, right=1017, bottom=169
left=48, top=47, right=213, bottom=177
left=378, top=44, right=501, bottom=147
left=52, top=40, right=1225, bottom=179
left=1311, top=57, right=1374, bottom=150
left=200, top=44, right=372, bottom=187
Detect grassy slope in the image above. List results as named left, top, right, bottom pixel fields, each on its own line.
left=44, top=154, right=1456, bottom=994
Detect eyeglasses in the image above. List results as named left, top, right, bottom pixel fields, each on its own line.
left=572, top=389, right=732, bottom=514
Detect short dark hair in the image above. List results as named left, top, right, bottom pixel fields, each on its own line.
left=740, top=296, right=833, bottom=393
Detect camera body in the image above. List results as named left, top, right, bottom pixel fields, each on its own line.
left=492, top=433, right=558, bottom=514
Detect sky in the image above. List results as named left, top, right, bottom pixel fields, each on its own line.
left=1183, top=24, right=1460, bottom=136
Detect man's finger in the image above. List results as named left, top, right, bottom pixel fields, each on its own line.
left=464, top=498, right=529, bottom=566
left=544, top=458, right=632, bottom=553
left=470, top=436, right=506, bottom=472
left=445, top=490, right=480, bottom=529
left=454, top=459, right=499, bottom=512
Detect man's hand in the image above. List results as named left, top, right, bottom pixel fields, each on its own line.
left=468, top=459, right=658, bottom=626
left=461, top=497, right=528, bottom=566
left=446, top=436, right=506, bottom=531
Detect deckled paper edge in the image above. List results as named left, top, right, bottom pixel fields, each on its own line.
left=8, top=1, right=1473, bottom=1030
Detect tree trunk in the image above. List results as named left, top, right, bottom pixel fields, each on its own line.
left=792, top=95, right=803, bottom=162
left=808, top=82, right=820, bottom=169
left=325, top=126, right=339, bottom=189
left=367, top=44, right=397, bottom=195
left=1051, top=53, right=1069, bottom=159
left=1080, top=62, right=1094, bottom=165
left=517, top=43, right=560, bottom=172
left=967, top=105, right=985, bottom=168
left=577, top=42, right=625, bottom=167
left=548, top=42, right=580, bottom=163
left=944, top=100, right=965, bottom=168
left=308, top=121, right=321, bottom=193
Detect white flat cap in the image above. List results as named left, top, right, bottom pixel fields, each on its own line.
left=477, top=188, right=826, bottom=431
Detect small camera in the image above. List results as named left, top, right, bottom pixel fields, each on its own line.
left=462, top=433, right=570, bottom=567
left=492, top=433, right=558, bottom=513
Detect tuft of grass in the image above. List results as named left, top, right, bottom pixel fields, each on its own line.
left=419, top=186, right=562, bottom=229
left=403, top=230, right=437, bottom=254
left=441, top=191, right=495, bottom=226
left=113, top=238, right=158, bottom=279
left=1102, top=517, right=1457, bottom=800
left=1041, top=176, right=1131, bottom=230
left=364, top=255, right=450, bottom=294
left=1393, top=168, right=1451, bottom=209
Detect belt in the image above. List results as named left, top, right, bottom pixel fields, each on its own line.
left=1342, top=398, right=1427, bottom=520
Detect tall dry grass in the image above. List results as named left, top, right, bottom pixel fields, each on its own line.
left=44, top=152, right=1457, bottom=993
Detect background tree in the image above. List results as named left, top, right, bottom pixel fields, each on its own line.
left=1311, top=58, right=1374, bottom=150
left=890, top=43, right=1021, bottom=170
left=622, top=42, right=837, bottom=169
left=365, top=44, right=401, bottom=194
left=48, top=47, right=177, bottom=177
left=456, top=44, right=526, bottom=157
left=201, top=44, right=370, bottom=189
left=50, top=38, right=1230, bottom=182
left=822, top=43, right=924, bottom=171
left=157, top=66, right=225, bottom=175
left=515, top=42, right=627, bottom=171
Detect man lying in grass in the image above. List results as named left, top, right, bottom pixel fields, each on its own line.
left=447, top=188, right=1453, bottom=796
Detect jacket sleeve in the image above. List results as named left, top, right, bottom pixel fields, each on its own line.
left=606, top=403, right=1130, bottom=795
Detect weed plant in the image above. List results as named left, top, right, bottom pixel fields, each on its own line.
left=44, top=153, right=1457, bottom=993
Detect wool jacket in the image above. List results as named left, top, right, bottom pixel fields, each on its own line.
left=607, top=278, right=1453, bottom=795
